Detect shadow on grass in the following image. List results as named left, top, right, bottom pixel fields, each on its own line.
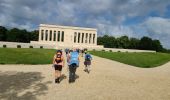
left=0, top=71, right=52, bottom=100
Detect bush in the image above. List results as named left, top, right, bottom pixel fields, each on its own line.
left=40, top=46, right=43, bottom=49
left=109, top=50, right=112, bottom=52
left=118, top=50, right=121, bottom=52
left=17, top=45, right=21, bottom=48
left=102, top=49, right=105, bottom=51
left=29, top=46, right=33, bottom=48
left=93, top=49, right=96, bottom=51
left=3, top=45, right=6, bottom=48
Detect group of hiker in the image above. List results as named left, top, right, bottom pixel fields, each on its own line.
left=52, top=48, right=92, bottom=84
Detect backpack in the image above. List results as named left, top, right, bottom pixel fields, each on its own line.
left=70, top=52, right=79, bottom=66
left=85, top=54, right=91, bottom=61
left=55, top=53, right=62, bottom=63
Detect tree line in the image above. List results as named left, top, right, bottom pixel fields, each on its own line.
left=0, top=26, right=170, bottom=52
left=97, top=35, right=170, bottom=52
left=0, top=26, right=38, bottom=43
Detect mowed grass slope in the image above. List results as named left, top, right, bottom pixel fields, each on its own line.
left=0, top=48, right=55, bottom=64
left=90, top=51, right=170, bottom=68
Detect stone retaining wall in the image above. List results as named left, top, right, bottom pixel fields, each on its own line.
left=0, top=41, right=55, bottom=49
left=0, top=41, right=155, bottom=53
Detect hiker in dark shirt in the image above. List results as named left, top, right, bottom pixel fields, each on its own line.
left=84, top=52, right=92, bottom=73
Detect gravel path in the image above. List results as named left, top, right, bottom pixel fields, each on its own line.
left=0, top=55, right=170, bottom=100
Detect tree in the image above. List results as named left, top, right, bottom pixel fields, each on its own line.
left=0, top=26, right=8, bottom=41
left=6, top=28, right=21, bottom=42
left=30, top=30, right=38, bottom=41
left=139, top=36, right=153, bottom=50
left=152, top=40, right=163, bottom=52
left=117, top=36, right=130, bottom=49
left=129, top=38, right=140, bottom=49
left=97, top=36, right=104, bottom=45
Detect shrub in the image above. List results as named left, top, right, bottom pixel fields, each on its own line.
left=102, top=49, right=105, bottom=51
left=118, top=50, right=121, bottom=52
left=93, top=49, right=96, bottom=51
left=17, top=45, right=21, bottom=48
left=29, top=46, right=33, bottom=48
left=109, top=50, right=112, bottom=52
left=40, top=46, right=43, bottom=49
left=3, top=45, right=6, bottom=48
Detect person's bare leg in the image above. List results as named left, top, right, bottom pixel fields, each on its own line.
left=88, top=65, right=91, bottom=73
left=55, top=70, right=58, bottom=79
left=84, top=65, right=87, bottom=72
left=58, top=71, right=61, bottom=79
left=55, top=70, right=60, bottom=83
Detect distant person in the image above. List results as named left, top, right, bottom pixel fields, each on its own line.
left=81, top=49, right=84, bottom=57
left=84, top=52, right=92, bottom=73
left=84, top=49, right=87, bottom=55
left=53, top=50, right=65, bottom=83
left=65, top=48, right=69, bottom=56
left=67, top=48, right=80, bottom=83
left=66, top=50, right=72, bottom=69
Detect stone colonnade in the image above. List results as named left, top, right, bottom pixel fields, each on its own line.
left=38, top=24, right=97, bottom=47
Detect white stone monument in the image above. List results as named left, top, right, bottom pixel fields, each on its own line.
left=31, top=24, right=103, bottom=49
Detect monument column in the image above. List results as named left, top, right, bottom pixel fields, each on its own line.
left=55, top=30, right=58, bottom=42
left=89, top=33, right=92, bottom=44
left=38, top=29, right=41, bottom=41
left=95, top=33, right=97, bottom=45
left=47, top=30, right=50, bottom=41
left=80, top=33, right=82, bottom=44
left=86, top=33, right=89, bottom=44
left=83, top=33, right=86, bottom=44
left=52, top=30, right=54, bottom=41
left=43, top=30, right=46, bottom=41
left=60, top=31, right=62, bottom=42
left=92, top=34, right=95, bottom=44
left=91, top=33, right=93, bottom=44
left=76, top=32, right=78, bottom=43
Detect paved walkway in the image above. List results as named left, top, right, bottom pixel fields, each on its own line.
left=0, top=55, right=170, bottom=100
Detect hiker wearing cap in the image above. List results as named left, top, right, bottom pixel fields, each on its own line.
left=67, top=48, right=80, bottom=83
left=84, top=52, right=92, bottom=73
left=52, top=50, right=65, bottom=83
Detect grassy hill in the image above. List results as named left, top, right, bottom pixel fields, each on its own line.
left=89, top=51, right=170, bottom=68
left=0, top=48, right=55, bottom=64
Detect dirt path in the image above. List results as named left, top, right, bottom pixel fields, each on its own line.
left=0, top=55, right=170, bottom=100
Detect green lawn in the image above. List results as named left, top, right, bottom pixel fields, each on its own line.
left=89, top=51, right=170, bottom=68
left=0, top=48, right=55, bottom=64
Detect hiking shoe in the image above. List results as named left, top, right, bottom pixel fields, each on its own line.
left=87, top=70, right=90, bottom=74
left=69, top=79, right=75, bottom=83
left=55, top=78, right=60, bottom=83
left=69, top=80, right=72, bottom=83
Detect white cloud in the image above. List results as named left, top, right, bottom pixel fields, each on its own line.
left=142, top=17, right=170, bottom=35
left=136, top=17, right=170, bottom=49
left=96, top=23, right=134, bottom=37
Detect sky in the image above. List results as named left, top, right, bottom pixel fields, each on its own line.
left=0, top=0, right=170, bottom=49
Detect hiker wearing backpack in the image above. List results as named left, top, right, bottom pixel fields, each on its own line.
left=84, top=52, right=92, bottom=73
left=53, top=50, right=65, bottom=83
left=67, top=48, right=80, bottom=83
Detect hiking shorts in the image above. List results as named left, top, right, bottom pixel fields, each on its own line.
left=54, top=65, right=62, bottom=71
left=84, top=61, right=91, bottom=65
